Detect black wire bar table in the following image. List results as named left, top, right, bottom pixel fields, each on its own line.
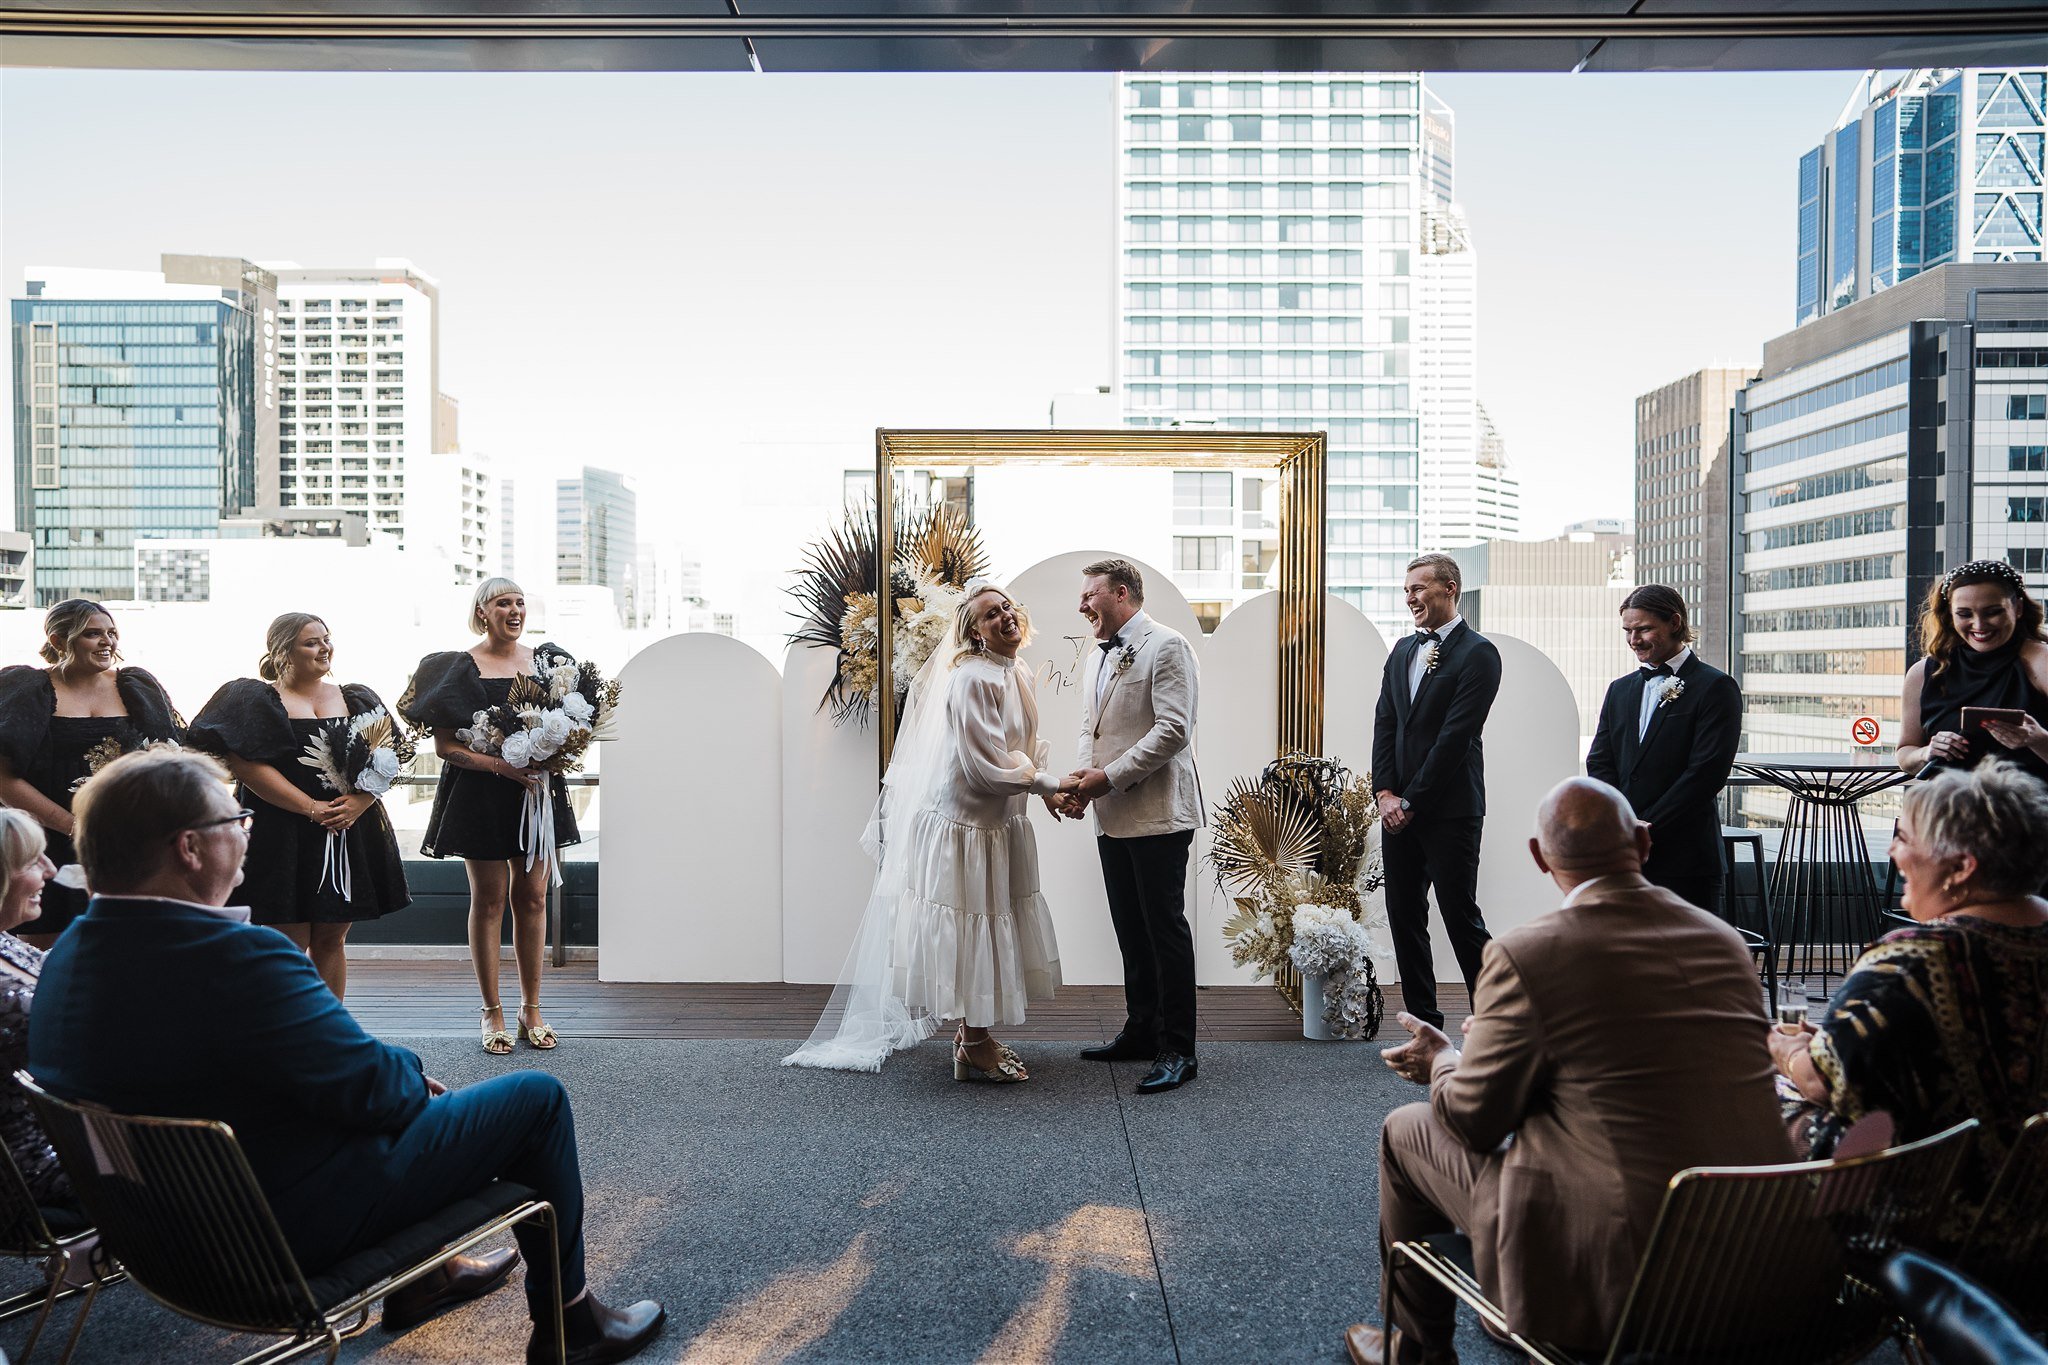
left=1731, top=754, right=1913, bottom=993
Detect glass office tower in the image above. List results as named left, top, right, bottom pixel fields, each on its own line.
left=1735, top=263, right=2046, bottom=774
left=11, top=260, right=270, bottom=605
left=1116, top=73, right=1428, bottom=634
left=556, top=465, right=640, bottom=626
left=1796, top=67, right=2044, bottom=326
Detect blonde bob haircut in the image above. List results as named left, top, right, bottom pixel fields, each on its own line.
left=952, top=582, right=1033, bottom=667
left=469, top=577, right=526, bottom=635
left=0, top=809, right=47, bottom=884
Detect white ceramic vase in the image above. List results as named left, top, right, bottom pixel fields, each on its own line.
left=1301, top=972, right=1334, bottom=1040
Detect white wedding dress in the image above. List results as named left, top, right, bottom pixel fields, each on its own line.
left=784, top=644, right=1065, bottom=1072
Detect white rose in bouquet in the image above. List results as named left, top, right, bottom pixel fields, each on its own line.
left=560, top=691, right=594, bottom=724
left=357, top=747, right=401, bottom=796
left=531, top=709, right=574, bottom=759
left=501, top=730, right=535, bottom=770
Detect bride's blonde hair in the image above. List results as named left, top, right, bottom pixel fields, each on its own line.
left=952, top=582, right=1033, bottom=666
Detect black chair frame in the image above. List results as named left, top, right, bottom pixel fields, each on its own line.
left=0, top=1137, right=124, bottom=1365
left=16, top=1072, right=566, bottom=1365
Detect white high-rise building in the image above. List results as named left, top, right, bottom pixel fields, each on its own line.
left=1117, top=73, right=1430, bottom=634
left=269, top=259, right=444, bottom=547
left=1415, top=207, right=1519, bottom=549
left=409, top=449, right=497, bottom=585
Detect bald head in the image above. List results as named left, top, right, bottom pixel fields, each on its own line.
left=1531, top=777, right=1649, bottom=887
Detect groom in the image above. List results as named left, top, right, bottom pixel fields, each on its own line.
left=1065, top=558, right=1206, bottom=1095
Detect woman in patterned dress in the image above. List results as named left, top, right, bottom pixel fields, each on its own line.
left=1769, top=760, right=2048, bottom=1240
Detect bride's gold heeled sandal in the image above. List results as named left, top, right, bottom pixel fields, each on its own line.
left=479, top=1005, right=513, bottom=1056
left=953, top=1029, right=1028, bottom=1083
left=518, top=1003, right=558, bottom=1050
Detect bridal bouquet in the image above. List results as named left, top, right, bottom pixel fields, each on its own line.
left=458, top=646, right=622, bottom=882
left=297, top=708, right=414, bottom=901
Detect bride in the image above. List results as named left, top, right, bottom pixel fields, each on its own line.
left=784, top=580, right=1074, bottom=1081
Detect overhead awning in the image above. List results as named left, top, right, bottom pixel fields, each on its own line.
left=1, top=2, right=2042, bottom=75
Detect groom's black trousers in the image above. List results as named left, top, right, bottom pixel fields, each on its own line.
left=1097, top=829, right=1198, bottom=1058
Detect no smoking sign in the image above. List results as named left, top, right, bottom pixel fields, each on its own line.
left=1852, top=716, right=1881, bottom=746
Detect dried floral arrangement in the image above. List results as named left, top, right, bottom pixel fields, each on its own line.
left=71, top=734, right=182, bottom=792
left=788, top=500, right=991, bottom=729
left=300, top=707, right=415, bottom=798
left=457, top=643, right=621, bottom=777
left=1211, top=753, right=1388, bottom=1034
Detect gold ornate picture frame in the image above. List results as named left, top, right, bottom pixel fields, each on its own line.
left=874, top=427, right=1327, bottom=774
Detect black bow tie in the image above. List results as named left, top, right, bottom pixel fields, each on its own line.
left=1642, top=663, right=1675, bottom=679
left=1100, top=634, right=1122, bottom=654
left=1417, top=631, right=1441, bottom=645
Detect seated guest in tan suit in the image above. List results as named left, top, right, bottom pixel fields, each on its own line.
left=1346, top=777, right=1791, bottom=1365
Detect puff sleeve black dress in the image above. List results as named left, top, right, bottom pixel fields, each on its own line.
left=0, top=664, right=182, bottom=937
left=397, top=648, right=580, bottom=862
left=187, top=678, right=412, bottom=926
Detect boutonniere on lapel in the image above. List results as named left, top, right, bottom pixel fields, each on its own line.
left=1658, top=678, right=1685, bottom=709
left=1115, top=643, right=1137, bottom=676
left=1422, top=640, right=1442, bottom=674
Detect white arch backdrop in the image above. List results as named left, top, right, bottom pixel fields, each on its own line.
left=600, top=552, right=1580, bottom=989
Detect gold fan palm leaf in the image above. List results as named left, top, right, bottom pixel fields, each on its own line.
left=1210, top=778, right=1320, bottom=894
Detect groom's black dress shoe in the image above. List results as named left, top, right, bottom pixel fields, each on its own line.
left=1079, top=1031, right=1158, bottom=1062
left=1135, top=1052, right=1197, bottom=1094
left=382, top=1248, right=518, bottom=1332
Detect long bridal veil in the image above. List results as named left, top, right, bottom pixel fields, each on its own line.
left=781, top=617, right=966, bottom=1072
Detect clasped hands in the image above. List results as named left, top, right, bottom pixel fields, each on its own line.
left=307, top=792, right=376, bottom=831
left=1041, top=767, right=1112, bottom=821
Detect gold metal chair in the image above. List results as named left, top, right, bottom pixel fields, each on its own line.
left=1386, top=1118, right=1978, bottom=1365
left=0, top=1136, right=123, bottom=1364
left=16, top=1072, right=567, bottom=1365
left=1953, top=1111, right=2048, bottom=1333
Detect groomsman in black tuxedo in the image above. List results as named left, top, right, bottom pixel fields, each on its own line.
left=1371, top=553, right=1503, bottom=1030
left=1585, top=585, right=1743, bottom=915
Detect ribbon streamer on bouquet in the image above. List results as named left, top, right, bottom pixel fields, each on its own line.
left=518, top=778, right=563, bottom=888
left=317, top=827, right=353, bottom=903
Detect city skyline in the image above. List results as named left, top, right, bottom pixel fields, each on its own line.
left=5, top=69, right=1854, bottom=569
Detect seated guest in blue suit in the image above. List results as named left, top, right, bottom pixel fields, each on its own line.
left=1585, top=585, right=1743, bottom=916
left=28, top=748, right=664, bottom=1365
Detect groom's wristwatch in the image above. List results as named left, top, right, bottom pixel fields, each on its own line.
left=1398, top=798, right=1412, bottom=812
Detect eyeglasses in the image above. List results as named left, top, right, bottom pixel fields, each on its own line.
left=185, top=809, right=255, bottom=835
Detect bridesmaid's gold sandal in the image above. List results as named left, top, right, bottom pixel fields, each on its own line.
left=518, top=1002, right=559, bottom=1050
left=479, top=1005, right=513, bottom=1056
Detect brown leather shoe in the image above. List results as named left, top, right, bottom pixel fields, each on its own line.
left=383, top=1248, right=518, bottom=1332
left=1345, top=1322, right=1458, bottom=1365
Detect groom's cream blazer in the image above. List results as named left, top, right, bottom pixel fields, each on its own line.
left=1077, top=614, right=1205, bottom=839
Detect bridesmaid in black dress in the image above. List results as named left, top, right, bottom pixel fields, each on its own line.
left=187, top=613, right=412, bottom=999
left=0, top=599, right=182, bottom=947
left=399, top=578, right=579, bottom=1054
left=1898, top=560, right=2048, bottom=782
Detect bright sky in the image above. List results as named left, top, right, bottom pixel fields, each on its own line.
left=3, top=67, right=1854, bottom=553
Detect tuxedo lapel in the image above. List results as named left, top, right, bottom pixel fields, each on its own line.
left=1635, top=655, right=1696, bottom=767
left=1392, top=635, right=1417, bottom=722
left=1617, top=675, right=1646, bottom=781
left=1092, top=622, right=1151, bottom=738
left=1411, top=626, right=1462, bottom=709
